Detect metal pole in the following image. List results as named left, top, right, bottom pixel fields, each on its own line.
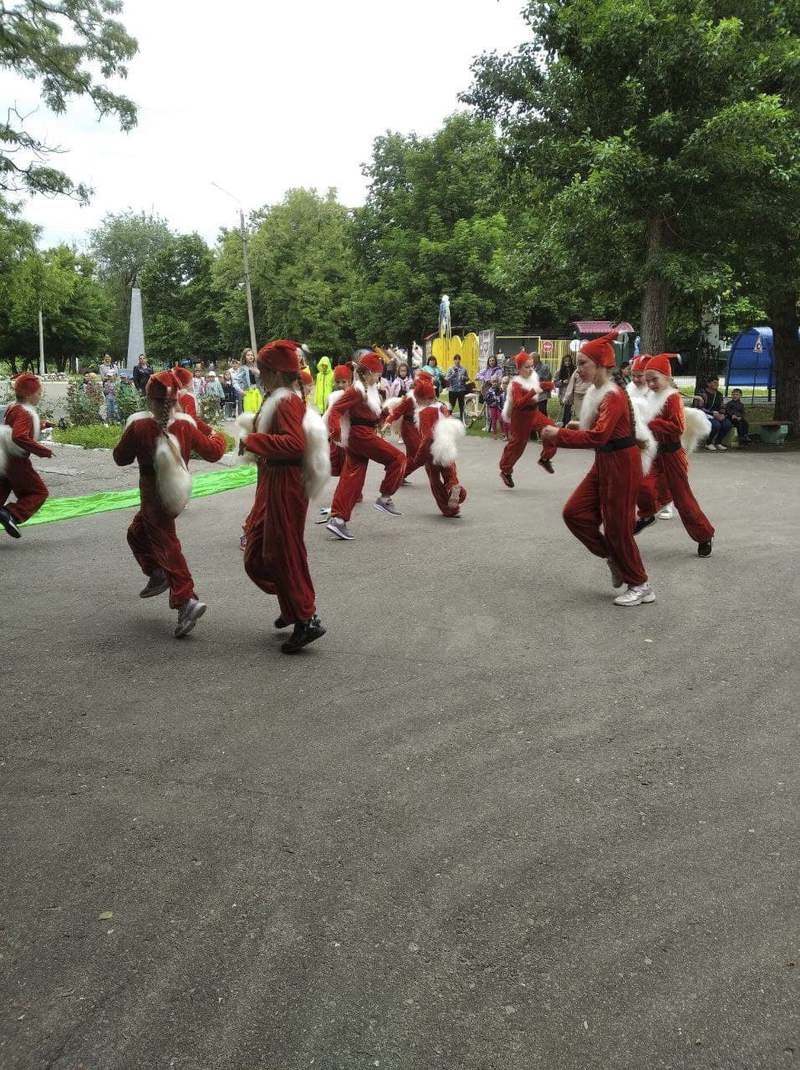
left=240, top=208, right=258, bottom=355
left=38, top=305, right=45, bottom=376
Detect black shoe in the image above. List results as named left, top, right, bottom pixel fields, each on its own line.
left=634, top=515, right=657, bottom=535
left=538, top=458, right=555, bottom=475
left=0, top=507, right=21, bottom=539
left=281, top=615, right=326, bottom=654
left=501, top=472, right=514, bottom=488
left=274, top=615, right=291, bottom=629
left=140, top=571, right=169, bottom=598
left=697, top=540, right=713, bottom=557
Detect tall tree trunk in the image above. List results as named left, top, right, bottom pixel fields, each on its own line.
left=639, top=218, right=670, bottom=354
left=768, top=288, right=800, bottom=433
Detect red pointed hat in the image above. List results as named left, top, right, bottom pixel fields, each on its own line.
left=358, top=351, right=384, bottom=374
left=514, top=350, right=532, bottom=370
left=13, top=372, right=42, bottom=398
left=146, top=370, right=180, bottom=399
left=645, top=353, right=675, bottom=376
left=580, top=331, right=618, bottom=368
left=332, top=364, right=352, bottom=382
left=631, top=355, right=650, bottom=372
left=257, top=339, right=301, bottom=374
left=413, top=374, right=436, bottom=400
left=172, top=365, right=193, bottom=388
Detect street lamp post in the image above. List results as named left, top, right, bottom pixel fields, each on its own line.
left=212, top=182, right=258, bottom=355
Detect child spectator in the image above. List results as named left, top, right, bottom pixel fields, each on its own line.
left=724, top=389, right=750, bottom=446
left=103, top=376, right=120, bottom=423
left=484, top=379, right=504, bottom=438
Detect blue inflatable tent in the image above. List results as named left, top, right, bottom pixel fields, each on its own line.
left=726, top=327, right=774, bottom=398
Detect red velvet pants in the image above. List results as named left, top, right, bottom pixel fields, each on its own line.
left=127, top=498, right=196, bottom=609
left=330, top=441, right=345, bottom=478
left=400, top=421, right=424, bottom=477
left=244, top=466, right=315, bottom=624
left=0, top=457, right=48, bottom=523
left=563, top=450, right=648, bottom=587
left=638, top=450, right=714, bottom=543
left=426, top=462, right=467, bottom=517
left=331, top=429, right=406, bottom=522
left=500, top=410, right=557, bottom=476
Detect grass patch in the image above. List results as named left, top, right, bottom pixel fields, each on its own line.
left=54, top=423, right=236, bottom=453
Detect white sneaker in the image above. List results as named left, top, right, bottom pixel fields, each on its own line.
left=614, top=584, right=656, bottom=607
left=658, top=503, right=675, bottom=520
left=174, top=597, right=207, bottom=637
left=705, top=444, right=717, bottom=451
left=716, top=443, right=727, bottom=451
left=315, top=507, right=332, bottom=524
left=326, top=516, right=354, bottom=540
left=374, top=496, right=401, bottom=516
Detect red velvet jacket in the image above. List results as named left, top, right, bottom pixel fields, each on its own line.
left=647, top=391, right=684, bottom=443
left=556, top=386, right=633, bottom=449
left=3, top=403, right=52, bottom=458
left=113, top=415, right=226, bottom=468
left=327, top=385, right=383, bottom=440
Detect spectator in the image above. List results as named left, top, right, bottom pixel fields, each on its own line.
left=222, top=370, right=238, bottom=418
left=699, top=377, right=731, bottom=451
left=132, top=354, right=152, bottom=394
left=620, top=361, right=632, bottom=384
left=99, top=353, right=114, bottom=379
left=477, top=354, right=502, bottom=385
left=421, top=355, right=443, bottom=394
left=562, top=367, right=590, bottom=425
left=102, top=376, right=120, bottom=422
left=314, top=356, right=335, bottom=411
left=724, top=388, right=750, bottom=447
left=532, top=351, right=552, bottom=415
left=193, top=370, right=206, bottom=400
left=555, top=353, right=576, bottom=403
left=229, top=357, right=250, bottom=414
left=204, top=371, right=225, bottom=415
left=484, top=378, right=505, bottom=438
left=444, top=354, right=469, bottom=421
left=386, top=362, right=414, bottom=398
left=242, top=348, right=259, bottom=386
left=502, top=351, right=517, bottom=380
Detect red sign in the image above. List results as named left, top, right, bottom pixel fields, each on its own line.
left=542, top=340, right=554, bottom=354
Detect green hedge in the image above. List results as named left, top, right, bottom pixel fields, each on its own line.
left=54, top=424, right=236, bottom=453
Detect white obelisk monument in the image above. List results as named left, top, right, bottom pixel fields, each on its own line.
left=126, top=282, right=145, bottom=370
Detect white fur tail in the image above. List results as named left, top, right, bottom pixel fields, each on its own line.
left=630, top=395, right=658, bottom=477
left=682, top=406, right=711, bottom=453
left=302, top=406, right=332, bottom=501
left=0, top=424, right=14, bottom=477
left=382, top=397, right=404, bottom=441
left=431, top=416, right=466, bottom=466
left=154, top=432, right=192, bottom=517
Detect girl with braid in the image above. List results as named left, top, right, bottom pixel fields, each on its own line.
left=113, top=370, right=227, bottom=637
left=541, top=331, right=657, bottom=607
left=238, top=340, right=329, bottom=654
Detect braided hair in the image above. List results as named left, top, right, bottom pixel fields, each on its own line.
left=149, top=393, right=174, bottom=433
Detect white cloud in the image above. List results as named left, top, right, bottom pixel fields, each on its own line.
left=1, top=0, right=529, bottom=248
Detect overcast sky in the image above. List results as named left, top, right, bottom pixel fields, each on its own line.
left=2, top=0, right=529, bottom=249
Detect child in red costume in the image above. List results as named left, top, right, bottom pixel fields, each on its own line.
left=325, top=351, right=406, bottom=541
left=541, top=331, right=656, bottom=607
left=382, top=387, right=424, bottom=482
left=0, top=373, right=53, bottom=538
left=409, top=373, right=467, bottom=518
left=240, top=339, right=328, bottom=653
left=324, top=364, right=353, bottom=477
left=634, top=353, right=714, bottom=556
left=173, top=365, right=217, bottom=437
left=499, top=351, right=557, bottom=487
left=113, top=370, right=227, bottom=637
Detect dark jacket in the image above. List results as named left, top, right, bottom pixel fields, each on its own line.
left=132, top=364, right=153, bottom=393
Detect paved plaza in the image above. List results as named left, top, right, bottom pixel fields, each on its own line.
left=2, top=440, right=798, bottom=1069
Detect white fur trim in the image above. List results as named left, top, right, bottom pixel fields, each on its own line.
left=302, top=406, right=332, bottom=501
left=626, top=381, right=650, bottom=401
left=255, top=387, right=295, bottom=434
left=354, top=378, right=383, bottom=416
left=644, top=386, right=678, bottom=420
left=153, top=432, right=192, bottom=517
left=323, top=388, right=346, bottom=421
left=170, top=412, right=196, bottom=428
left=125, top=410, right=152, bottom=429
left=0, top=404, right=40, bottom=470
left=502, top=372, right=541, bottom=423
left=21, top=404, right=40, bottom=443
left=682, top=406, right=712, bottom=452
left=631, top=398, right=657, bottom=477
left=579, top=382, right=616, bottom=429
left=431, top=416, right=466, bottom=466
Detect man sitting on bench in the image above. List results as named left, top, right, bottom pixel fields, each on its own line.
left=724, top=389, right=750, bottom=447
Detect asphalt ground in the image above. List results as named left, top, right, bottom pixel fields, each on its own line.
left=1, top=438, right=798, bottom=1070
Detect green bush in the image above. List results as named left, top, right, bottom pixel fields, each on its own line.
left=54, top=424, right=121, bottom=449
left=67, top=379, right=103, bottom=425
left=116, top=380, right=142, bottom=422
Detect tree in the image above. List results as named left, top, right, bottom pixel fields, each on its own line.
left=352, top=114, right=517, bottom=345
left=1, top=0, right=138, bottom=200
left=90, top=210, right=172, bottom=354
left=215, top=188, right=362, bottom=356
left=465, top=0, right=800, bottom=356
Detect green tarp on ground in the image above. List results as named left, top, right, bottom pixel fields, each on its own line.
left=24, top=465, right=258, bottom=527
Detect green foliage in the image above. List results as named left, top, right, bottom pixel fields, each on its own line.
left=53, top=423, right=120, bottom=449
left=116, top=380, right=141, bottom=422
left=198, top=392, right=224, bottom=427
left=66, top=379, right=102, bottom=426
left=0, top=0, right=138, bottom=200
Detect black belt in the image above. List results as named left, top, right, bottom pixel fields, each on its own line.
left=140, top=464, right=155, bottom=474
left=265, top=458, right=303, bottom=468
left=658, top=441, right=682, bottom=454
left=596, top=436, right=636, bottom=453
left=351, top=418, right=379, bottom=427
